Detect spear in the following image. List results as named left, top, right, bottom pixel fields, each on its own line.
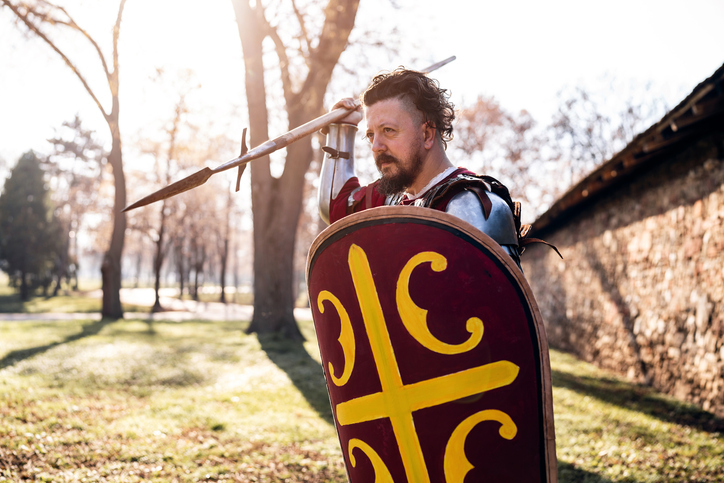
left=123, top=56, right=456, bottom=212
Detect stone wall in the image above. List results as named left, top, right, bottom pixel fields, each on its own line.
left=522, top=132, right=724, bottom=415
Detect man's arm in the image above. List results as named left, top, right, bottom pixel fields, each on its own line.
left=318, top=123, right=358, bottom=224
left=318, top=98, right=363, bottom=224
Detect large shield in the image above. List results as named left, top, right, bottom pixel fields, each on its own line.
left=306, top=206, right=557, bottom=482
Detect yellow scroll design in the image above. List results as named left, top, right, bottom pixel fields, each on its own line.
left=340, top=243, right=520, bottom=483
left=443, top=409, right=517, bottom=483
left=317, top=290, right=356, bottom=387
left=348, top=438, right=394, bottom=483
left=397, top=251, right=484, bottom=354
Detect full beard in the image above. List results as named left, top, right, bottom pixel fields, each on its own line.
left=375, top=152, right=424, bottom=196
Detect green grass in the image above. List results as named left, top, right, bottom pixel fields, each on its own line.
left=0, top=317, right=344, bottom=482
left=0, top=315, right=723, bottom=482
left=551, top=351, right=724, bottom=482
left=0, top=284, right=146, bottom=314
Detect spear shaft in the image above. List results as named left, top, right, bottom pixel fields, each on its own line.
left=123, top=56, right=456, bottom=212
left=122, top=106, right=355, bottom=212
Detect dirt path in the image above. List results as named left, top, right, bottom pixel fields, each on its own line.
left=3, top=288, right=312, bottom=322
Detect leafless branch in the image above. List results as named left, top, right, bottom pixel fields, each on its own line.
left=1, top=0, right=109, bottom=119
left=290, top=0, right=312, bottom=63
left=52, top=3, right=113, bottom=80
left=253, top=3, right=294, bottom=106
left=112, top=0, right=127, bottom=89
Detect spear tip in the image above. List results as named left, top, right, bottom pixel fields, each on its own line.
left=122, top=167, right=214, bottom=212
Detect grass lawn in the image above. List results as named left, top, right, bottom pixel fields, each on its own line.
left=0, top=284, right=147, bottom=314
left=0, top=318, right=344, bottom=482
left=1, top=316, right=723, bottom=482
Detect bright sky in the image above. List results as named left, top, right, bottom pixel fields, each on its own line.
left=1, top=0, right=723, bottom=175
left=425, top=0, right=724, bottom=119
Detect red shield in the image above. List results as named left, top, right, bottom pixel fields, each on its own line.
left=307, top=206, right=557, bottom=482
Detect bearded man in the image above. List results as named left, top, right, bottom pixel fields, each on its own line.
left=318, top=68, right=522, bottom=266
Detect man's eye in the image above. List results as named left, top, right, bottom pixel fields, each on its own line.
left=364, top=133, right=374, bottom=142
left=384, top=127, right=395, bottom=134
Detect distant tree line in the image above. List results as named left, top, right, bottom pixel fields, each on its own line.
left=453, top=77, right=669, bottom=222
left=0, top=76, right=668, bottom=304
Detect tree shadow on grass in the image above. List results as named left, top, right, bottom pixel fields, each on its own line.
left=552, top=367, right=724, bottom=433
left=558, top=461, right=617, bottom=483
left=141, top=316, right=156, bottom=335
left=0, top=291, right=26, bottom=313
left=258, top=333, right=334, bottom=425
left=0, top=318, right=114, bottom=369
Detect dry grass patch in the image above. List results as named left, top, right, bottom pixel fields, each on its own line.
left=1, top=316, right=723, bottom=482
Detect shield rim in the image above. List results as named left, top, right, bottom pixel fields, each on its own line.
left=306, top=205, right=557, bottom=483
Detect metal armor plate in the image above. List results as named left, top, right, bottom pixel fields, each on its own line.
left=306, top=206, right=557, bottom=482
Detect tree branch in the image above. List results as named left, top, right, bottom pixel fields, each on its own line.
left=258, top=5, right=294, bottom=107
left=1, top=0, right=109, bottom=119
left=300, top=0, right=360, bottom=111
left=290, top=0, right=311, bottom=64
left=52, top=3, right=113, bottom=80
left=113, top=0, right=127, bottom=83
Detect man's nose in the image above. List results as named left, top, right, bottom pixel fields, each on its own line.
left=371, top=135, right=386, bottom=153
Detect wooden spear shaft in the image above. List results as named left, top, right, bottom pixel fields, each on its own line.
left=122, top=105, right=357, bottom=212
left=122, top=55, right=456, bottom=212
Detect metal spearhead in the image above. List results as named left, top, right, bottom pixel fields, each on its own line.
left=122, top=167, right=214, bottom=212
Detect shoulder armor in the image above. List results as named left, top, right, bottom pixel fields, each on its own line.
left=445, top=190, right=519, bottom=246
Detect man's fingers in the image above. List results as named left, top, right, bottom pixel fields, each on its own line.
left=332, top=97, right=360, bottom=112
left=321, top=98, right=362, bottom=133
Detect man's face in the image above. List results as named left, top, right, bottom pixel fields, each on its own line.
left=364, top=97, right=426, bottom=196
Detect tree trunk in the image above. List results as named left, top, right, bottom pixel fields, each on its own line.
left=232, top=0, right=359, bottom=340
left=219, top=238, right=229, bottom=304
left=248, top=112, right=315, bottom=339
left=192, top=244, right=204, bottom=302
left=248, top=190, right=302, bottom=338
left=52, top=227, right=69, bottom=297
left=20, top=271, right=29, bottom=301
left=152, top=201, right=167, bottom=312
left=176, top=245, right=185, bottom=299
left=134, top=250, right=142, bottom=288
left=219, top=189, right=232, bottom=304
left=100, top=4, right=127, bottom=319
left=101, top=126, right=126, bottom=319
left=233, top=0, right=302, bottom=340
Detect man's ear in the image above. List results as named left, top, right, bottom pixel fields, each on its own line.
left=422, top=121, right=436, bottom=149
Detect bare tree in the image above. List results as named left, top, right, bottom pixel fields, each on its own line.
left=454, top=79, right=670, bottom=222
left=454, top=95, right=546, bottom=215
left=2, top=0, right=129, bottom=318
left=45, top=115, right=106, bottom=294
left=549, top=77, right=669, bottom=186
left=165, top=178, right=223, bottom=302
left=148, top=91, right=190, bottom=312
left=230, top=0, right=360, bottom=339
left=218, top=183, right=234, bottom=304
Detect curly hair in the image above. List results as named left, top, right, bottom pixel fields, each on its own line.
left=361, top=67, right=455, bottom=149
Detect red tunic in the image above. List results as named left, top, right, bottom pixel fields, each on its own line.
left=329, top=168, right=476, bottom=224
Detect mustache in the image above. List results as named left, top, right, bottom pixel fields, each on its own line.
left=375, top=153, right=398, bottom=169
